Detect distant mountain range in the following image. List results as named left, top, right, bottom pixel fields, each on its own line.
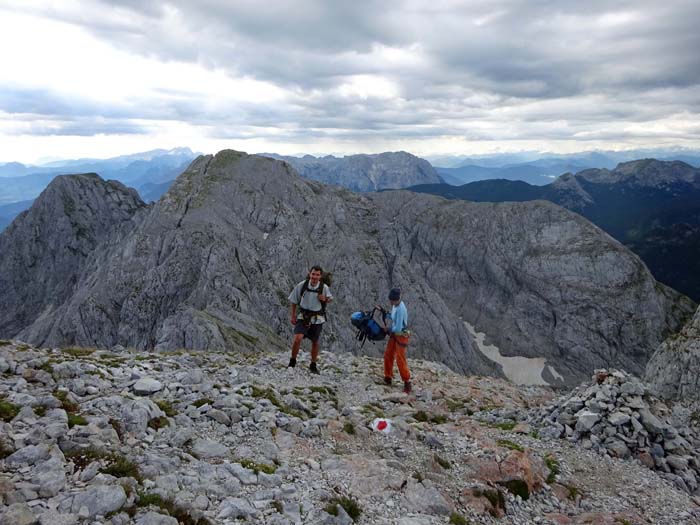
left=0, top=147, right=196, bottom=204
left=409, top=159, right=700, bottom=302
left=262, top=151, right=443, bottom=191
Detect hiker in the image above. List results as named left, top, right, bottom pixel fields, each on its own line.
left=287, top=265, right=333, bottom=374
left=379, top=288, right=412, bottom=393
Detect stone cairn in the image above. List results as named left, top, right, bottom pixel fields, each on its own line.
left=532, top=369, right=700, bottom=494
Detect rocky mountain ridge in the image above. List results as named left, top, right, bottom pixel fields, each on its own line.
left=263, top=152, right=443, bottom=192
left=408, top=159, right=700, bottom=302
left=1, top=340, right=699, bottom=524
left=0, top=151, right=694, bottom=386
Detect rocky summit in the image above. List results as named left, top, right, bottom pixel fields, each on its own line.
left=2, top=340, right=700, bottom=525
left=0, top=150, right=693, bottom=386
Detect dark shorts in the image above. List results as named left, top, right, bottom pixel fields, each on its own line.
left=294, top=320, right=323, bottom=342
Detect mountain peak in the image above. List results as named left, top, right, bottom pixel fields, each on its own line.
left=577, top=158, right=699, bottom=187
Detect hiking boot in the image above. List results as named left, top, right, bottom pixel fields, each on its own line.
left=287, top=358, right=296, bottom=368
left=383, top=377, right=392, bottom=386
left=403, top=381, right=412, bottom=394
left=309, top=362, right=319, bottom=374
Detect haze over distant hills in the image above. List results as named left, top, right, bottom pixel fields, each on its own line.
left=429, top=149, right=700, bottom=186
left=409, top=159, right=700, bottom=302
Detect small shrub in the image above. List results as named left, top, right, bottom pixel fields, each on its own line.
left=155, top=400, right=177, bottom=417
left=61, top=347, right=95, bottom=357
left=343, top=422, right=355, bottom=435
left=33, top=405, right=47, bottom=417
left=101, top=454, right=142, bottom=482
left=497, top=439, right=524, bottom=452
left=192, top=398, right=214, bottom=408
left=413, top=410, right=429, bottom=422
left=544, top=454, right=560, bottom=484
left=0, top=397, right=20, bottom=422
left=449, top=512, right=469, bottom=525
left=0, top=340, right=11, bottom=346
left=148, top=416, right=170, bottom=430
left=324, top=503, right=339, bottom=516
left=488, top=421, right=516, bottom=431
left=67, top=413, right=88, bottom=428
left=336, top=497, right=361, bottom=522
left=53, top=390, right=79, bottom=413
left=238, top=459, right=276, bottom=474
left=430, top=414, right=448, bottom=424
left=434, top=453, right=451, bottom=469
left=412, top=471, right=423, bottom=482
left=0, top=439, right=13, bottom=459
left=271, top=500, right=283, bottom=513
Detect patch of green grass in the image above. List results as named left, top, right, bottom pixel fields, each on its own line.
left=53, top=390, right=79, bottom=414
left=67, top=414, right=88, bottom=428
left=449, top=511, right=470, bottom=525
left=135, top=491, right=211, bottom=525
left=16, top=343, right=31, bottom=351
left=413, top=410, right=429, bottom=422
left=238, top=459, right=276, bottom=475
left=148, top=416, right=170, bottom=430
left=343, top=422, right=356, bottom=435
left=192, top=398, right=214, bottom=408
left=101, top=454, right=142, bottom=482
left=61, top=347, right=95, bottom=357
left=430, top=414, right=449, bottom=424
left=155, top=400, right=177, bottom=417
left=251, top=385, right=308, bottom=419
left=615, top=519, right=631, bottom=525
left=0, top=340, right=11, bottom=346
left=487, top=421, right=517, bottom=431
left=545, top=455, right=560, bottom=484
left=327, top=497, right=361, bottom=522
left=412, top=471, right=423, bottom=482
left=0, top=439, right=13, bottom=459
left=565, top=484, right=580, bottom=500
left=497, top=439, right=524, bottom=452
left=271, top=500, right=284, bottom=513
left=0, top=397, right=20, bottom=422
left=473, top=488, right=506, bottom=515
left=446, top=398, right=467, bottom=411
left=33, top=405, right=47, bottom=417
left=433, top=453, right=451, bottom=469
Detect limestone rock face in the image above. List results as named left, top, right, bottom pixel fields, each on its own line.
left=0, top=173, right=146, bottom=337
left=0, top=151, right=693, bottom=385
left=266, top=151, right=443, bottom=191
left=646, top=306, right=700, bottom=400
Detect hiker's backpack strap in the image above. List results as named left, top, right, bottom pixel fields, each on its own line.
left=299, top=278, right=327, bottom=318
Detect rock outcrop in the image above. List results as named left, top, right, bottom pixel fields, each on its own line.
left=0, top=151, right=694, bottom=385
left=0, top=174, right=146, bottom=338
left=265, top=151, right=443, bottom=191
left=646, top=306, right=700, bottom=400
left=532, top=369, right=700, bottom=494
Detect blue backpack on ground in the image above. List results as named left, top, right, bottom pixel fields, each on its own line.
left=351, top=308, right=387, bottom=347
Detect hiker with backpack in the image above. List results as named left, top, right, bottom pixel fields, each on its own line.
left=287, top=265, right=333, bottom=374
left=378, top=288, right=412, bottom=394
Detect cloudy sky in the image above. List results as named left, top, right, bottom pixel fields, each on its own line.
left=1, top=0, right=699, bottom=163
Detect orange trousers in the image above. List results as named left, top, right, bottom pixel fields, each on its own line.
left=384, top=334, right=411, bottom=382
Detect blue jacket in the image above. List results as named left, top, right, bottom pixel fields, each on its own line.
left=389, top=301, right=408, bottom=333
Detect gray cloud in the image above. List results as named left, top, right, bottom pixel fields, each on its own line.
left=3, top=0, right=700, bottom=150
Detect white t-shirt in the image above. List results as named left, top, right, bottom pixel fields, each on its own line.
left=288, top=280, right=333, bottom=324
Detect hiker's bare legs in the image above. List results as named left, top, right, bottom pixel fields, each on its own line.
left=310, top=339, right=320, bottom=363
left=291, top=333, right=304, bottom=360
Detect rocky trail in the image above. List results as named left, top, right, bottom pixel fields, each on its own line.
left=1, top=340, right=699, bottom=524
